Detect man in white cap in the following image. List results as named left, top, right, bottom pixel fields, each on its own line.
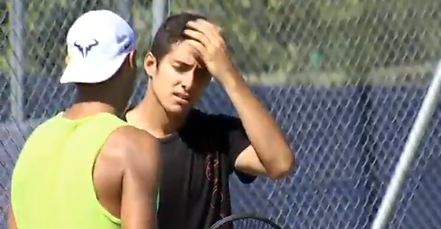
left=8, top=10, right=161, bottom=229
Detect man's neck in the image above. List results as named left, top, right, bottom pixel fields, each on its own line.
left=127, top=90, right=189, bottom=139
left=63, top=102, right=119, bottom=120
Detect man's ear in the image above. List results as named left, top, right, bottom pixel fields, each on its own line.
left=128, top=50, right=137, bottom=68
left=65, top=55, right=71, bottom=65
left=144, top=52, right=157, bottom=78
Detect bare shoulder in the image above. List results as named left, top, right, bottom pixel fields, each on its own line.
left=113, top=125, right=159, bottom=145
left=106, top=126, right=161, bottom=229
left=107, top=126, right=161, bottom=166
left=95, top=125, right=161, bottom=188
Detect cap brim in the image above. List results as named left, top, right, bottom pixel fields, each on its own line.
left=59, top=53, right=128, bottom=84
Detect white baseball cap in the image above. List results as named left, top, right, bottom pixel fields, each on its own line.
left=60, top=10, right=136, bottom=84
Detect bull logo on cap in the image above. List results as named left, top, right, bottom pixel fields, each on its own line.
left=73, top=39, right=99, bottom=57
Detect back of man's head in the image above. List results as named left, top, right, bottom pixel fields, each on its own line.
left=60, top=10, right=136, bottom=85
left=150, top=12, right=207, bottom=63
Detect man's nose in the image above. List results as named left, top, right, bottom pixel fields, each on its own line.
left=180, top=71, right=196, bottom=91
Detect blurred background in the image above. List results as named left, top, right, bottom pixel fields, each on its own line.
left=2, top=0, right=441, bottom=228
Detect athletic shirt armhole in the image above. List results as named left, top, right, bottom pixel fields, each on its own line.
left=123, top=107, right=161, bottom=212
left=90, top=150, right=122, bottom=224
left=84, top=114, right=128, bottom=225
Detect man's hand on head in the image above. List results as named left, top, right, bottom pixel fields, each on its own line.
left=183, top=21, right=295, bottom=180
left=183, top=19, right=239, bottom=86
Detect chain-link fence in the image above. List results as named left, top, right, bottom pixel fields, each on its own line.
left=1, top=0, right=441, bottom=228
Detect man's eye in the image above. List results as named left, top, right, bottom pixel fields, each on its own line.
left=195, top=67, right=209, bottom=76
left=174, top=64, right=190, bottom=72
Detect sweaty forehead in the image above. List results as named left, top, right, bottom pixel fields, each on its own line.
left=167, top=41, right=201, bottom=65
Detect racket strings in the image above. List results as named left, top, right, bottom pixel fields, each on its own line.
left=209, top=214, right=283, bottom=229
left=234, top=219, right=276, bottom=229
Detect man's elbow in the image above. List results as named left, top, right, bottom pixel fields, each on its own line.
left=268, top=152, right=295, bottom=179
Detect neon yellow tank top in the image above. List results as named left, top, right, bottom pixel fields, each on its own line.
left=11, top=112, right=128, bottom=229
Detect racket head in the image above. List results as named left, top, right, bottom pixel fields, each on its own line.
left=209, top=214, right=283, bottom=229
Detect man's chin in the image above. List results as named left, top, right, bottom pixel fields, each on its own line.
left=166, top=104, right=191, bottom=115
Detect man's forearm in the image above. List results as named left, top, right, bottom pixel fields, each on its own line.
left=221, top=70, right=295, bottom=175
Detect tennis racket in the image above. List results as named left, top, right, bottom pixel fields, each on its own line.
left=209, top=214, right=283, bottom=229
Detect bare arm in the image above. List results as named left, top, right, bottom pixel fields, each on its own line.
left=7, top=205, right=17, bottom=229
left=184, top=19, right=295, bottom=179
left=121, top=129, right=161, bottom=229
left=223, top=72, right=295, bottom=179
